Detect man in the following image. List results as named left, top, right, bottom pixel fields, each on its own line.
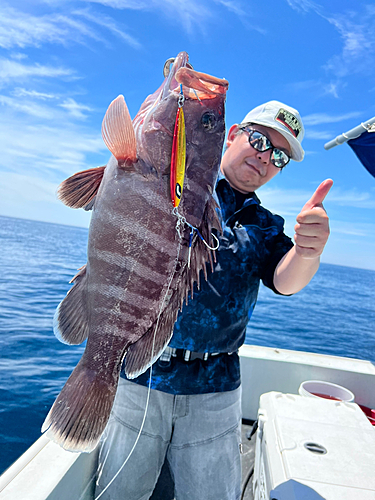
left=95, top=100, right=332, bottom=500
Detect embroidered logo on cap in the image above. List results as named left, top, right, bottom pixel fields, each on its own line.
left=275, top=109, right=302, bottom=138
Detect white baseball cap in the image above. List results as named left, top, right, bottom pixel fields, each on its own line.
left=241, top=100, right=305, bottom=161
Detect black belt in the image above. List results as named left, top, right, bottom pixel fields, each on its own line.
left=158, top=346, right=223, bottom=365
left=175, top=349, right=220, bottom=362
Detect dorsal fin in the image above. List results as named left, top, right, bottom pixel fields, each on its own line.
left=57, top=166, right=105, bottom=209
left=101, top=95, right=137, bottom=163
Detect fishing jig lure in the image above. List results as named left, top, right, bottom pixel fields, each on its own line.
left=170, top=85, right=186, bottom=208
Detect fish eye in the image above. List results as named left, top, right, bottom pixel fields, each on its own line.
left=163, top=58, right=175, bottom=78
left=201, top=112, right=217, bottom=131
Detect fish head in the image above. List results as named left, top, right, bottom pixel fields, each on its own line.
left=133, top=52, right=229, bottom=227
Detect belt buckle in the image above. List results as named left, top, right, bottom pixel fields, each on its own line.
left=184, top=350, right=209, bottom=362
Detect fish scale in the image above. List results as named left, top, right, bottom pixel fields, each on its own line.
left=42, top=51, right=228, bottom=452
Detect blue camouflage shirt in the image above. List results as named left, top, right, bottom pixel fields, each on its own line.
left=122, top=176, right=293, bottom=394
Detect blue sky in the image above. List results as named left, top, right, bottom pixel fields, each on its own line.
left=1, top=0, right=375, bottom=270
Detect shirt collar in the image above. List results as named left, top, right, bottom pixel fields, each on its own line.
left=216, top=174, right=260, bottom=223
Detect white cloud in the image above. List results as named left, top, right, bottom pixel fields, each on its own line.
left=285, top=1, right=375, bottom=82
left=303, top=112, right=362, bottom=127
left=59, top=98, right=93, bottom=119
left=285, top=0, right=320, bottom=13
left=288, top=79, right=321, bottom=92
left=83, top=0, right=250, bottom=34
left=0, top=0, right=254, bottom=49
left=0, top=94, right=57, bottom=119
left=258, top=185, right=375, bottom=221
left=304, top=130, right=333, bottom=140
left=214, top=0, right=246, bottom=17
left=12, top=88, right=57, bottom=100
left=257, top=186, right=310, bottom=218
left=0, top=5, right=88, bottom=49
left=331, top=221, right=371, bottom=238
left=58, top=0, right=212, bottom=35
left=323, top=13, right=374, bottom=75
left=287, top=78, right=345, bottom=100
left=151, top=0, right=215, bottom=34
left=302, top=109, right=368, bottom=148
left=0, top=4, right=141, bottom=50
left=0, top=113, right=107, bottom=180
left=257, top=185, right=375, bottom=267
left=322, top=81, right=340, bottom=99
left=212, top=0, right=266, bottom=33
left=302, top=113, right=364, bottom=144
left=327, top=188, right=375, bottom=210
left=0, top=58, right=74, bottom=85
left=322, top=230, right=375, bottom=270
left=1, top=88, right=95, bottom=123
left=0, top=173, right=58, bottom=204
left=74, top=9, right=142, bottom=49
left=9, top=52, right=28, bottom=60
left=0, top=172, right=92, bottom=228
left=82, top=0, right=147, bottom=8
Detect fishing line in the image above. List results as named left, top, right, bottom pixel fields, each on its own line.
left=81, top=209, right=216, bottom=499
left=192, top=88, right=203, bottom=103
left=93, top=230, right=183, bottom=500
left=94, top=369, right=153, bottom=499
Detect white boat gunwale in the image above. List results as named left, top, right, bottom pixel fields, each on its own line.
left=1, top=345, right=374, bottom=500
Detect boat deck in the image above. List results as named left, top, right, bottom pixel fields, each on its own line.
left=150, top=420, right=256, bottom=500
left=240, top=420, right=256, bottom=500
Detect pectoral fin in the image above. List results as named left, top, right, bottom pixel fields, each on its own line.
left=101, top=95, right=137, bottom=165
left=125, top=294, right=179, bottom=379
left=57, top=166, right=105, bottom=209
left=54, top=265, right=89, bottom=345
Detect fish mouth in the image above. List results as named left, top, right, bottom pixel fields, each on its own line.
left=132, top=52, right=228, bottom=146
left=162, top=51, right=229, bottom=101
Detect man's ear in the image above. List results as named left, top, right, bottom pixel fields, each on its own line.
left=226, top=124, right=240, bottom=148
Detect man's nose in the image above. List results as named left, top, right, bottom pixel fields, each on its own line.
left=256, top=149, right=271, bottom=169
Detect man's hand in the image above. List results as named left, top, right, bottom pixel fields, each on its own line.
left=294, top=179, right=333, bottom=259
left=274, top=178, right=333, bottom=294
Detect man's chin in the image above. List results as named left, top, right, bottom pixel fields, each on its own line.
left=231, top=180, right=257, bottom=193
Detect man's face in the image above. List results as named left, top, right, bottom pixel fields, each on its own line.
left=220, top=123, right=292, bottom=193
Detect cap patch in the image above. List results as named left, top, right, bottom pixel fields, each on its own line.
left=275, top=108, right=302, bottom=138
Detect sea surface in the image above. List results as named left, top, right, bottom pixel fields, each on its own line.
left=0, top=215, right=374, bottom=474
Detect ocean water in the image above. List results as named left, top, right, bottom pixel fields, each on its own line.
left=0, top=215, right=374, bottom=475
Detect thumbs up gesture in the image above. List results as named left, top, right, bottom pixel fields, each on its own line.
left=294, top=179, right=333, bottom=259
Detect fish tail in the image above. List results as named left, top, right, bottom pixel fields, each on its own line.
left=42, top=358, right=120, bottom=453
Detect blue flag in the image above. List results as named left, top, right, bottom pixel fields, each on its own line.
left=348, top=131, right=375, bottom=178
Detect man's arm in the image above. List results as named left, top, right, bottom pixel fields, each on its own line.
left=273, top=179, right=333, bottom=295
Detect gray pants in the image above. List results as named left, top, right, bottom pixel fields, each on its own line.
left=95, top=378, right=242, bottom=500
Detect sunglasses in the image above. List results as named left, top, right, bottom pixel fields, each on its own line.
left=241, top=127, right=291, bottom=168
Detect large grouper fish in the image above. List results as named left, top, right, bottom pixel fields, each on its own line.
left=41, top=52, right=229, bottom=453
